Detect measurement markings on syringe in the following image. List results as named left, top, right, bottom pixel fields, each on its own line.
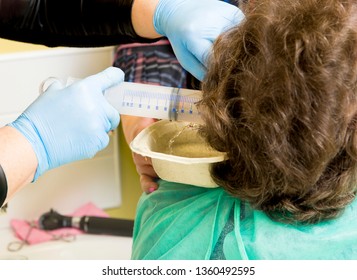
left=105, top=82, right=203, bottom=122
left=121, top=90, right=195, bottom=112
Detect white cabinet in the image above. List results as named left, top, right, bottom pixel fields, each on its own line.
left=0, top=47, right=115, bottom=125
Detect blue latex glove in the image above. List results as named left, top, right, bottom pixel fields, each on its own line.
left=154, top=0, right=245, bottom=81
left=8, top=67, right=123, bottom=181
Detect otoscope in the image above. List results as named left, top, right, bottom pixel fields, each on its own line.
left=38, top=209, right=134, bottom=237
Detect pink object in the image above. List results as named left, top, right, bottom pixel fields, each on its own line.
left=10, top=202, right=109, bottom=245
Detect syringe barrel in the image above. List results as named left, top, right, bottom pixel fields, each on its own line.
left=104, top=82, right=203, bottom=124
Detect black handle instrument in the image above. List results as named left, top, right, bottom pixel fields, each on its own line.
left=38, top=209, right=134, bottom=237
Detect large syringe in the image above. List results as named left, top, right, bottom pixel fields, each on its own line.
left=104, top=82, right=203, bottom=124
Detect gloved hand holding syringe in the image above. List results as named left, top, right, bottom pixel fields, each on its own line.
left=41, top=77, right=203, bottom=124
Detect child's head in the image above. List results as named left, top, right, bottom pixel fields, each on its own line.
left=198, top=0, right=357, bottom=224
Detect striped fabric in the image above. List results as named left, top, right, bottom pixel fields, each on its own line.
left=113, top=39, right=188, bottom=88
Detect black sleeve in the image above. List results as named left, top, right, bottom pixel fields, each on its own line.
left=0, top=164, right=7, bottom=208
left=0, top=0, right=157, bottom=47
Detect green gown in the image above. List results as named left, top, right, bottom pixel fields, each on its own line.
left=132, top=180, right=357, bottom=259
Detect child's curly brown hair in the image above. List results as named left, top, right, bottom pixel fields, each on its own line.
left=198, top=0, right=357, bottom=224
